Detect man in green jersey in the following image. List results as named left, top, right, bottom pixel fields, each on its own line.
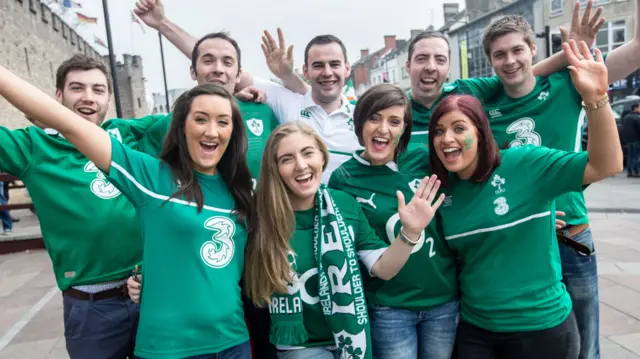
left=0, top=54, right=160, bottom=358
left=474, top=5, right=640, bottom=358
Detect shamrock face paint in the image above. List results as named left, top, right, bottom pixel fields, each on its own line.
left=464, top=133, right=473, bottom=150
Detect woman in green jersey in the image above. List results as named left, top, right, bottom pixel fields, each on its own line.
left=428, top=40, right=622, bottom=359
left=0, top=69, right=255, bottom=358
left=244, top=121, right=445, bottom=359
left=328, top=84, right=459, bottom=359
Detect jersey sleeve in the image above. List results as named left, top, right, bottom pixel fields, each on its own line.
left=105, top=114, right=167, bottom=145
left=519, top=145, right=588, bottom=200
left=104, top=136, right=164, bottom=207
left=351, top=197, right=388, bottom=276
left=549, top=69, right=582, bottom=104
left=253, top=77, right=305, bottom=124
left=136, top=114, right=172, bottom=157
left=451, top=77, right=502, bottom=102
left=0, top=127, right=33, bottom=177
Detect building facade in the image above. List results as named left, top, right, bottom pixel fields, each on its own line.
left=152, top=88, right=188, bottom=114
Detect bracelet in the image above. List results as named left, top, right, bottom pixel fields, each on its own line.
left=399, top=227, right=421, bottom=246
left=581, top=93, right=609, bottom=113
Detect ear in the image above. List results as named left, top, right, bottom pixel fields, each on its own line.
left=405, top=59, right=410, bottom=73
left=302, top=64, right=310, bottom=81
left=190, top=66, right=197, bottom=81
left=530, top=43, right=537, bottom=58
left=55, top=89, right=63, bottom=103
left=344, top=61, right=351, bottom=78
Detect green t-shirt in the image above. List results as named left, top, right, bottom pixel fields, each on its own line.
left=0, top=118, right=157, bottom=290
left=328, top=146, right=458, bottom=310
left=105, top=137, right=248, bottom=358
left=136, top=100, right=279, bottom=181
left=438, top=145, right=588, bottom=332
left=278, top=189, right=387, bottom=348
left=409, top=77, right=502, bottom=144
left=484, top=70, right=588, bottom=225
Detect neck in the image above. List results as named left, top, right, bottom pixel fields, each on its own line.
left=504, top=74, right=536, bottom=99
left=312, top=93, right=342, bottom=114
left=457, top=156, right=479, bottom=180
left=361, top=150, right=393, bottom=166
left=411, top=89, right=439, bottom=109
left=290, top=194, right=315, bottom=211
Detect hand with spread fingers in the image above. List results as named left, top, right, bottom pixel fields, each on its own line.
left=563, top=40, right=609, bottom=104
left=397, top=175, right=445, bottom=239
left=133, top=0, right=165, bottom=30
left=560, top=0, right=606, bottom=48
left=261, top=28, right=295, bottom=80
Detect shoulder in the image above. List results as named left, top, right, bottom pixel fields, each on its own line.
left=327, top=188, right=359, bottom=211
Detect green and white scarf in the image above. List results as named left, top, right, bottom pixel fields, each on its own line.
left=270, top=185, right=372, bottom=359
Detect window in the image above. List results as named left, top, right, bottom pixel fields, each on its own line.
left=137, top=97, right=142, bottom=108
left=24, top=48, right=31, bottom=76
left=62, top=24, right=68, bottom=39
left=41, top=4, right=48, bottom=23
left=71, top=32, right=76, bottom=45
left=550, top=0, right=563, bottom=16
left=580, top=0, right=609, bottom=6
left=595, top=20, right=626, bottom=54
left=52, top=15, right=59, bottom=31
left=28, top=0, right=37, bottom=13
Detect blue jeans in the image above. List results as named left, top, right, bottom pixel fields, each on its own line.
left=369, top=300, right=459, bottom=359
left=0, top=182, right=12, bottom=231
left=136, top=341, right=250, bottom=359
left=558, top=227, right=599, bottom=359
left=63, top=293, right=139, bottom=359
left=628, top=142, right=640, bottom=175
left=277, top=347, right=339, bottom=359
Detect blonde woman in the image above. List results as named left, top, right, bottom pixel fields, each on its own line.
left=244, top=122, right=444, bottom=359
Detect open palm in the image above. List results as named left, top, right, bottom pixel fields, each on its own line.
left=261, top=28, right=294, bottom=79
left=397, top=175, right=445, bottom=237
left=563, top=40, right=609, bottom=103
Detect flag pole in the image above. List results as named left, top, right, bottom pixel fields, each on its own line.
left=101, top=0, right=123, bottom=118
left=158, top=32, right=170, bottom=112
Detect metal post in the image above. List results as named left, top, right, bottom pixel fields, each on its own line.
left=159, top=32, right=170, bottom=112
left=101, top=0, right=122, bottom=118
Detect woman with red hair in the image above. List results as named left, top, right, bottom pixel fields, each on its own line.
left=428, top=40, right=622, bottom=359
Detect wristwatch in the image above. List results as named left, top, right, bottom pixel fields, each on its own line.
left=581, top=93, right=609, bottom=113
left=399, top=227, right=422, bottom=246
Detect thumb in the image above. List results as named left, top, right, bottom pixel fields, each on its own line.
left=287, top=45, right=294, bottom=61
left=397, top=190, right=406, bottom=211
left=560, top=26, right=569, bottom=43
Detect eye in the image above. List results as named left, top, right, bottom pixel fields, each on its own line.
left=94, top=88, right=105, bottom=94
left=224, top=60, right=233, bottom=66
left=391, top=119, right=403, bottom=126
left=218, top=119, right=230, bottom=126
left=303, top=149, right=315, bottom=157
left=195, top=117, right=207, bottom=124
left=280, top=158, right=291, bottom=164
left=368, top=115, right=380, bottom=123
left=454, top=126, right=465, bottom=133
left=434, top=129, right=445, bottom=136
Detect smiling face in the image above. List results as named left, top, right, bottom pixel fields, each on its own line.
left=184, top=94, right=233, bottom=175
left=488, top=32, right=536, bottom=92
left=362, top=105, right=406, bottom=165
left=407, top=37, right=450, bottom=105
left=276, top=132, right=325, bottom=210
left=56, top=69, right=111, bottom=125
left=303, top=42, right=351, bottom=105
left=190, top=38, right=241, bottom=95
left=433, top=110, right=479, bottom=179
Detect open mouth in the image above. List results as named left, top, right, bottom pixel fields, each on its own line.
left=200, top=141, right=219, bottom=154
left=77, top=107, right=97, bottom=116
left=318, top=79, right=338, bottom=88
left=503, top=68, right=520, bottom=76
left=372, top=137, right=389, bottom=152
left=442, top=147, right=462, bottom=162
left=420, top=78, right=437, bottom=87
left=207, top=78, right=227, bottom=86
left=295, top=173, right=314, bottom=186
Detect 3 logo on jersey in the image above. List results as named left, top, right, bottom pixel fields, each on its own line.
left=200, top=216, right=236, bottom=268
left=490, top=174, right=509, bottom=215
left=84, top=129, right=123, bottom=199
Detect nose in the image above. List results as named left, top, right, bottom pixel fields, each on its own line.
left=424, top=57, right=436, bottom=72
left=204, top=122, right=219, bottom=138
left=211, top=60, right=224, bottom=74
left=442, top=128, right=455, bottom=144
left=505, top=53, right=516, bottom=65
left=81, top=88, right=95, bottom=103
left=293, top=154, right=308, bottom=171
left=320, top=64, right=332, bottom=77
left=378, top=120, right=389, bottom=134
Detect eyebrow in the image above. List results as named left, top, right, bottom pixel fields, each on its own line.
left=194, top=111, right=210, bottom=117
left=277, top=146, right=315, bottom=161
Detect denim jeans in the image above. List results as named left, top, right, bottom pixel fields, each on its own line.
left=277, top=347, right=339, bottom=359
left=136, top=341, right=250, bottom=359
left=558, top=227, right=599, bottom=359
left=369, top=299, right=459, bottom=359
left=63, top=293, right=139, bottom=359
left=628, top=142, right=640, bottom=175
left=456, top=311, right=579, bottom=359
left=0, top=182, right=12, bottom=231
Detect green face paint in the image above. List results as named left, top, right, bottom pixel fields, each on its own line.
left=464, top=133, right=473, bottom=150
left=393, top=129, right=404, bottom=147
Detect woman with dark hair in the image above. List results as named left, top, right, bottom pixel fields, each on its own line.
left=0, top=64, right=254, bottom=358
left=428, top=40, right=622, bottom=359
left=329, top=84, right=458, bottom=359
left=244, top=121, right=443, bottom=359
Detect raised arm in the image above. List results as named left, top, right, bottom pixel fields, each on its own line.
left=563, top=40, right=623, bottom=184
left=371, top=175, right=445, bottom=280
left=134, top=0, right=197, bottom=59
left=603, top=0, right=640, bottom=82
left=533, top=0, right=604, bottom=77
left=0, top=66, right=112, bottom=172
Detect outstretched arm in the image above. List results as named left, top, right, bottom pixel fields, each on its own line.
left=258, top=28, right=310, bottom=94
left=563, top=40, right=623, bottom=184
left=533, top=0, right=604, bottom=76
left=134, top=0, right=197, bottom=59
left=603, top=0, right=640, bottom=82
left=0, top=66, right=112, bottom=172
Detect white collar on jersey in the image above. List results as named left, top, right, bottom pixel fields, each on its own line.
left=352, top=151, right=399, bottom=172
left=302, top=91, right=354, bottom=115
left=44, top=128, right=66, bottom=139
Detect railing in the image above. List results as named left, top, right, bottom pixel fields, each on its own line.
left=0, top=173, right=34, bottom=211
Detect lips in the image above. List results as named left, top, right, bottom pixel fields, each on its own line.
left=371, top=137, right=389, bottom=152
left=420, top=78, right=437, bottom=87
left=200, top=141, right=218, bottom=155
left=442, top=147, right=461, bottom=163
left=318, top=79, right=338, bottom=88
left=295, top=173, right=314, bottom=186
left=77, top=107, right=97, bottom=116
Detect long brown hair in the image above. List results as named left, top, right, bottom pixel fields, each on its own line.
left=160, top=84, right=253, bottom=222
left=244, top=122, right=329, bottom=307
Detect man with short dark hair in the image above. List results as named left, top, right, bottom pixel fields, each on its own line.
left=622, top=103, right=640, bottom=177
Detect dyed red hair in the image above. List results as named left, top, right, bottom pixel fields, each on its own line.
left=428, top=94, right=501, bottom=187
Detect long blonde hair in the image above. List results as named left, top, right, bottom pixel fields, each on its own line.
left=244, top=122, right=329, bottom=307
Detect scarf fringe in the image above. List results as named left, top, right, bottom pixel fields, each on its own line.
left=270, top=321, right=309, bottom=346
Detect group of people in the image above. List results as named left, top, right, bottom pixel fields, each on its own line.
left=0, top=0, right=639, bottom=358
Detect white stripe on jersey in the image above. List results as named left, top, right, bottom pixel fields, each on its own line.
left=445, top=211, right=551, bottom=240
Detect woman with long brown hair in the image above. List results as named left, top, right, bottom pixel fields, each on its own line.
left=244, top=121, right=444, bottom=359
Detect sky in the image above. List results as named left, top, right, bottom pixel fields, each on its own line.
left=59, top=0, right=465, bottom=99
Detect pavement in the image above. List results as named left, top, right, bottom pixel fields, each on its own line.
left=0, top=174, right=639, bottom=358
